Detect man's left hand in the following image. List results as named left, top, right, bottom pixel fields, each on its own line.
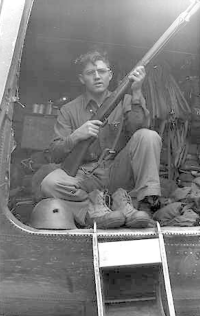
left=128, top=66, right=146, bottom=92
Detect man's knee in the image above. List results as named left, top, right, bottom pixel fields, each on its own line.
left=41, top=171, right=58, bottom=195
left=131, top=128, right=161, bottom=146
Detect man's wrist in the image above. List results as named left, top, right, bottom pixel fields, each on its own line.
left=132, top=89, right=142, bottom=100
left=70, top=130, right=80, bottom=145
left=132, top=89, right=143, bottom=104
left=62, top=135, right=76, bottom=153
left=132, top=90, right=142, bottom=105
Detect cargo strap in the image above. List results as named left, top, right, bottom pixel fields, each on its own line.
left=92, top=222, right=176, bottom=316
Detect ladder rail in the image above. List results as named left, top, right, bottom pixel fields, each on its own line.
left=157, top=222, right=176, bottom=316
left=156, top=271, right=168, bottom=316
left=93, top=222, right=105, bottom=316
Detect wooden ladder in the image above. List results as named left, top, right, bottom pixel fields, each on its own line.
left=92, top=222, right=176, bottom=316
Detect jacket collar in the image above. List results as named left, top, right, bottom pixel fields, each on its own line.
left=83, top=90, right=111, bottom=108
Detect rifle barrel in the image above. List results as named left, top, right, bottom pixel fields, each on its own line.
left=62, top=1, right=200, bottom=176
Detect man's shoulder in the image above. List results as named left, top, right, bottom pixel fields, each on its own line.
left=61, top=95, right=83, bottom=111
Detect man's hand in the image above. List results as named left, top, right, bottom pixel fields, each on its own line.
left=72, top=120, right=103, bottom=142
left=128, top=66, right=146, bottom=93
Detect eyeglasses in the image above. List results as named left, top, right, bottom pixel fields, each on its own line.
left=84, top=68, right=111, bottom=77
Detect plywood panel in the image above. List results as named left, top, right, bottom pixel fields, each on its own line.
left=21, top=114, right=56, bottom=150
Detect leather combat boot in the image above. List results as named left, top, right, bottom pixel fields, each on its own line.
left=86, top=189, right=125, bottom=229
left=112, top=188, right=153, bottom=228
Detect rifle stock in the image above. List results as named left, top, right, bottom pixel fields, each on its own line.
left=62, top=138, right=94, bottom=176
left=62, top=1, right=200, bottom=176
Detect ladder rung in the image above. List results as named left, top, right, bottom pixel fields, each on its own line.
left=98, top=238, right=161, bottom=268
left=105, top=296, right=156, bottom=304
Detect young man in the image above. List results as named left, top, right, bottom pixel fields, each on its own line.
left=41, top=50, right=162, bottom=229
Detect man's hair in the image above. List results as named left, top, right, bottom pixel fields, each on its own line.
left=75, top=50, right=110, bottom=73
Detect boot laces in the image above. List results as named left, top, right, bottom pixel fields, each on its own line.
left=121, top=190, right=132, bottom=205
left=97, top=190, right=111, bottom=209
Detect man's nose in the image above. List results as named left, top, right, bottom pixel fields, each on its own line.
left=94, top=70, right=100, bottom=78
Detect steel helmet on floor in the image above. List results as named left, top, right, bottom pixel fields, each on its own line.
left=29, top=198, right=77, bottom=230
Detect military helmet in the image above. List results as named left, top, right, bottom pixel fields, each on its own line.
left=29, top=198, right=77, bottom=230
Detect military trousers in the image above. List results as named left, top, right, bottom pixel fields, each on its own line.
left=41, top=128, right=162, bottom=225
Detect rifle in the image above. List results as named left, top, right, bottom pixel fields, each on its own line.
left=62, top=0, right=200, bottom=176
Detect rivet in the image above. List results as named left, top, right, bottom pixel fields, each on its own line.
left=195, top=252, right=200, bottom=259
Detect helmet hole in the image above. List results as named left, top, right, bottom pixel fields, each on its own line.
left=53, top=208, right=59, bottom=213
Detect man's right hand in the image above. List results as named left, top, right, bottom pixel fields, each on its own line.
left=72, top=120, right=103, bottom=142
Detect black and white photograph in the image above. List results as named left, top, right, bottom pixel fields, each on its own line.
left=0, top=0, right=200, bottom=315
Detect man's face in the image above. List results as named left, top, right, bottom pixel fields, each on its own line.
left=79, top=60, right=112, bottom=95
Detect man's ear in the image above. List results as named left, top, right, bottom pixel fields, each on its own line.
left=79, top=74, right=85, bottom=85
left=109, top=70, right=113, bottom=81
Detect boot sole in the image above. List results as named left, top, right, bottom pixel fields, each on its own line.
left=126, top=217, right=154, bottom=228
left=95, top=216, right=125, bottom=229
